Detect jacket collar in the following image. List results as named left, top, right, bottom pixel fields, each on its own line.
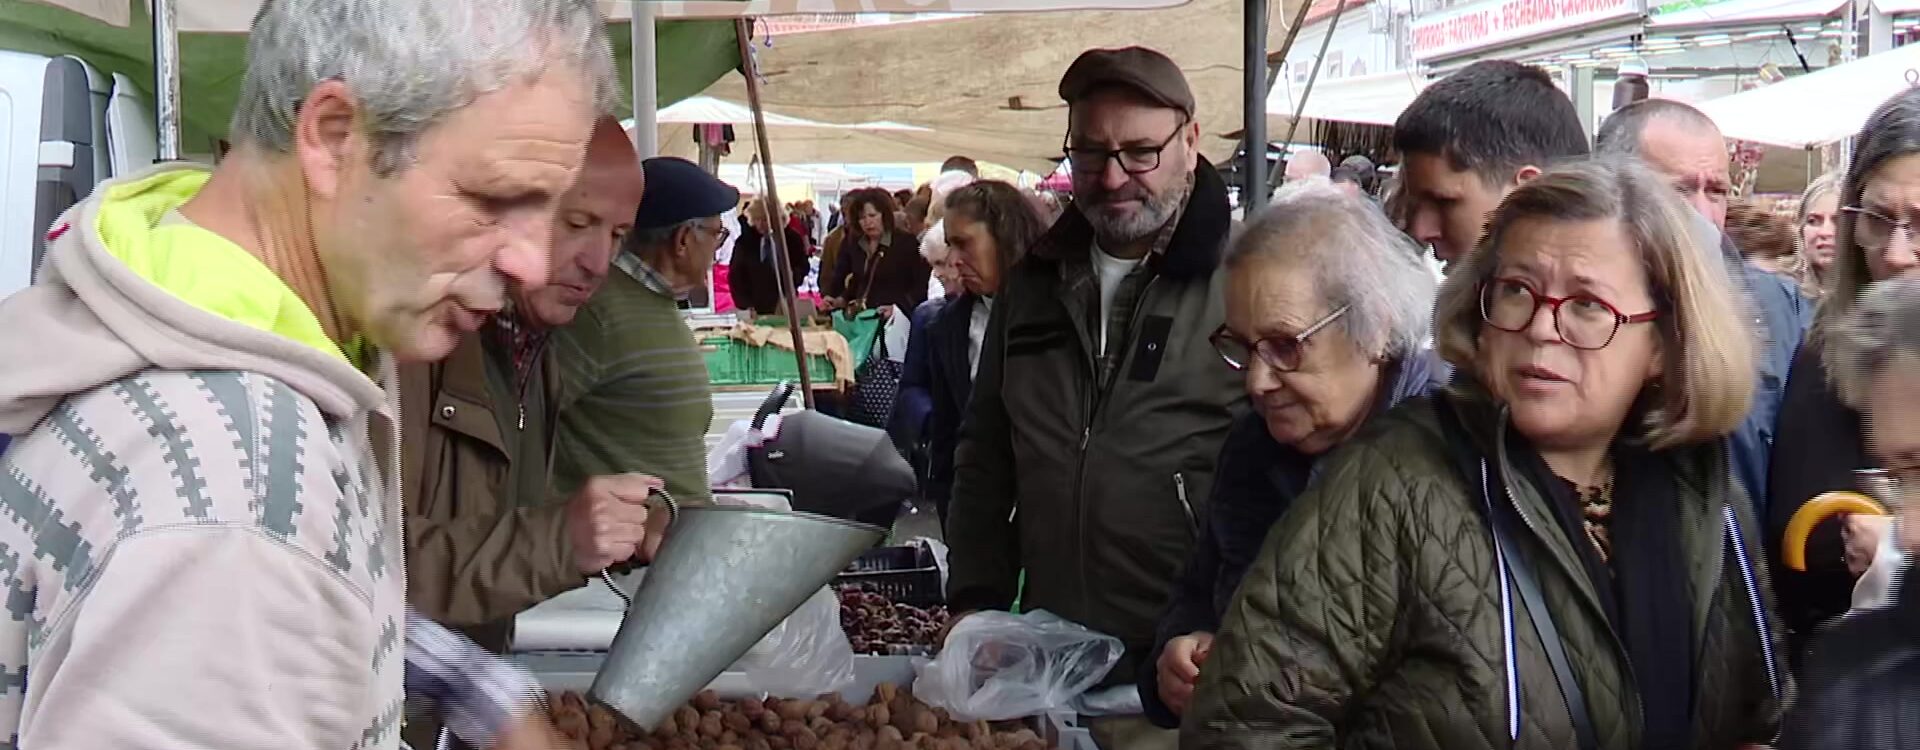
left=1030, top=155, right=1232, bottom=282
left=1443, top=375, right=1739, bottom=689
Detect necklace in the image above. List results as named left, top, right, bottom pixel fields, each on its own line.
left=1580, top=459, right=1617, bottom=563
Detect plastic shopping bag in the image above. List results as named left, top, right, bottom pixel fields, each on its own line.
left=714, top=491, right=858, bottom=698
left=912, top=610, right=1124, bottom=721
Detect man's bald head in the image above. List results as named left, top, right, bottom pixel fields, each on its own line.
left=1598, top=99, right=1733, bottom=228
left=1285, top=150, right=1332, bottom=183
left=521, top=116, right=645, bottom=327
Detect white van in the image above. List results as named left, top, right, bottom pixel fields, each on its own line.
left=0, top=50, right=158, bottom=300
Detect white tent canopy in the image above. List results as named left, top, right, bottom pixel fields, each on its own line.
left=718, top=163, right=870, bottom=191
left=1697, top=44, right=1920, bottom=148
left=29, top=0, right=1192, bottom=31
left=1265, top=71, right=1429, bottom=127
left=636, top=96, right=930, bottom=130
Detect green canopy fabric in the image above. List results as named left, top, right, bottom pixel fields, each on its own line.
left=0, top=0, right=741, bottom=153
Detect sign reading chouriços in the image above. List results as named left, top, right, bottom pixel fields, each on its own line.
left=1410, top=0, right=1642, bottom=61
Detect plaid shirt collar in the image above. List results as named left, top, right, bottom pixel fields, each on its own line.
left=614, top=250, right=675, bottom=298
left=484, top=307, right=549, bottom=397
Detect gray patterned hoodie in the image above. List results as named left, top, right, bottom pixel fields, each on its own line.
left=0, top=163, right=407, bottom=748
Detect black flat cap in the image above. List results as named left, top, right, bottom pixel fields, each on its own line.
left=634, top=157, right=740, bottom=230
left=1058, top=46, right=1195, bottom=116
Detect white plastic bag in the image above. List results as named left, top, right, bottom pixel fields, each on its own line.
left=731, top=586, right=858, bottom=697
left=712, top=490, right=858, bottom=698
left=912, top=610, right=1124, bottom=721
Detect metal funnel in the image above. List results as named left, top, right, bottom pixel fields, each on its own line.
left=589, top=505, right=884, bottom=730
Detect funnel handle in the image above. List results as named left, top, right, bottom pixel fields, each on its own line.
left=600, top=487, right=681, bottom=608
left=753, top=381, right=798, bottom=431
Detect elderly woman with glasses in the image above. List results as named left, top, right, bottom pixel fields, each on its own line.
left=1139, top=179, right=1447, bottom=728
left=1770, top=87, right=1920, bottom=665
left=1183, top=159, right=1786, bottom=750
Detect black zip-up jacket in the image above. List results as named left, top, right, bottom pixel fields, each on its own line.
left=945, top=157, right=1247, bottom=687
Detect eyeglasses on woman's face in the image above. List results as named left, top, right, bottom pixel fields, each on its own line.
left=1845, top=204, right=1916, bottom=251
left=1211, top=304, right=1350, bottom=372
left=1479, top=277, right=1658, bottom=350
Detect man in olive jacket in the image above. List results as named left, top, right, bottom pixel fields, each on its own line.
left=402, top=118, right=668, bottom=637
left=945, top=47, right=1244, bottom=750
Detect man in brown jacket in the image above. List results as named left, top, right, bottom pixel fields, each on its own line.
left=401, top=117, right=669, bottom=638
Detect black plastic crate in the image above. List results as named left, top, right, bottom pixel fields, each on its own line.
left=835, top=545, right=944, bottom=608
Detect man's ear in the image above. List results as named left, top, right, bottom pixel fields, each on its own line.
left=293, top=79, right=364, bottom=200
left=1513, top=164, right=1545, bottom=186
left=1182, top=118, right=1202, bottom=171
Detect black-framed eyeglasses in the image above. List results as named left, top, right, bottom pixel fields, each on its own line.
left=698, top=222, right=733, bottom=245
left=1843, top=205, right=1915, bottom=250
left=1210, top=304, right=1350, bottom=373
left=1479, top=277, right=1659, bottom=351
left=1062, top=118, right=1188, bottom=176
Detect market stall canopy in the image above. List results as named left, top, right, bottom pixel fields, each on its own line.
left=1265, top=70, right=1428, bottom=127
left=675, top=0, right=1306, bottom=173
left=646, top=96, right=929, bottom=131
left=27, top=0, right=1194, bottom=29
left=1697, top=43, right=1920, bottom=148
left=717, top=163, right=871, bottom=191
left=5, top=0, right=740, bottom=151
left=1647, top=0, right=1845, bottom=30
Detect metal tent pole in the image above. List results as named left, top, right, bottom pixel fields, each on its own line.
left=735, top=18, right=817, bottom=408
left=150, top=0, right=181, bottom=160
left=1259, top=0, right=1321, bottom=190
left=1270, top=0, right=1351, bottom=190
left=631, top=0, right=659, bottom=158
left=1243, top=0, right=1271, bottom=209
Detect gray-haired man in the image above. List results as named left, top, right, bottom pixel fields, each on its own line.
left=0, top=0, right=616, bottom=746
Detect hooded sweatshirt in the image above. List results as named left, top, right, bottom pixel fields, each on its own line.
left=0, top=164, right=406, bottom=748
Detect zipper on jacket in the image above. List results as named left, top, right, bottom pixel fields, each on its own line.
left=1069, top=274, right=1159, bottom=624
left=1495, top=458, right=1646, bottom=741
left=1174, top=472, right=1197, bottom=537
left=1721, top=503, right=1782, bottom=702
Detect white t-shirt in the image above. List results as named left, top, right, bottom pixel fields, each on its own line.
left=1091, top=245, right=1148, bottom=354
left=969, top=297, right=993, bottom=379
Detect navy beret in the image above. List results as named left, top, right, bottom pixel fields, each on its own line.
left=633, top=156, right=741, bottom=230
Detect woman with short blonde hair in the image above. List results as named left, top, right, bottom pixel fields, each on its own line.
left=1433, top=160, right=1756, bottom=449
left=1187, top=158, right=1783, bottom=750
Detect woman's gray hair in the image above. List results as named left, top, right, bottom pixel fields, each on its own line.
left=230, top=0, right=619, bottom=176
left=1830, top=275, right=1920, bottom=410
left=1228, top=178, right=1436, bottom=358
left=920, top=220, right=951, bottom=261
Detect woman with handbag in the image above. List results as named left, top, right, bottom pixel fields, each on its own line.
left=1182, top=159, right=1786, bottom=749
left=823, top=188, right=931, bottom=314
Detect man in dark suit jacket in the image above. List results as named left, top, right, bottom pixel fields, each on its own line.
left=728, top=197, right=809, bottom=315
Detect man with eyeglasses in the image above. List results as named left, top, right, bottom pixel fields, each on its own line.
left=944, top=45, right=1245, bottom=750
left=550, top=156, right=739, bottom=508
left=1595, top=99, right=1811, bottom=526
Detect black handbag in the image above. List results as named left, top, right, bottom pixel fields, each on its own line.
left=747, top=382, right=916, bottom=523
left=846, top=332, right=903, bottom=429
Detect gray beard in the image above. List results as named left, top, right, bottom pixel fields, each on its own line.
left=1081, top=180, right=1190, bottom=247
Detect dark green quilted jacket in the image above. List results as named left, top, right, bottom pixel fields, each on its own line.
left=1181, top=389, right=1788, bottom=750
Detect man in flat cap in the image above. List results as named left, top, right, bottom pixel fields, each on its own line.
left=945, top=46, right=1244, bottom=750
left=551, top=157, right=740, bottom=508
left=401, top=117, right=671, bottom=656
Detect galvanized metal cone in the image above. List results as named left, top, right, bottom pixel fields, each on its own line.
left=589, top=505, right=884, bottom=730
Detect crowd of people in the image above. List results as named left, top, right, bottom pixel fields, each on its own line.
left=0, top=0, right=1913, bottom=748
